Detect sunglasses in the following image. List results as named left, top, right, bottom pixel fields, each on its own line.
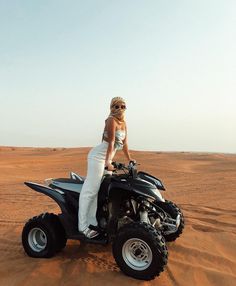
left=114, top=105, right=126, bottom=110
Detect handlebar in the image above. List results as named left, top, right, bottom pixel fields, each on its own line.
left=105, top=161, right=137, bottom=172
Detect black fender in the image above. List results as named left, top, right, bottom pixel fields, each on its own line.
left=24, top=182, right=67, bottom=214
left=137, top=171, right=166, bottom=191
left=25, top=182, right=80, bottom=237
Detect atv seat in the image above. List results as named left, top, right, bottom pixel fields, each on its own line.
left=53, top=178, right=84, bottom=184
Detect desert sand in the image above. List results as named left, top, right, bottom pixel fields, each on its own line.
left=0, top=146, right=236, bottom=286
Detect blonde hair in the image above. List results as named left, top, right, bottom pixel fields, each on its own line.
left=109, top=97, right=126, bottom=122
left=110, top=97, right=126, bottom=109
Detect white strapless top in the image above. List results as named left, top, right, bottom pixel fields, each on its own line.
left=103, top=129, right=126, bottom=150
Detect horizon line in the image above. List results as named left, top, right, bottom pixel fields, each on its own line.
left=0, top=145, right=235, bottom=155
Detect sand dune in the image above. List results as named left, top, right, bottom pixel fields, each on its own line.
left=0, top=147, right=236, bottom=285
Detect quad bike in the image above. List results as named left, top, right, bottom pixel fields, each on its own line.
left=22, top=162, right=184, bottom=280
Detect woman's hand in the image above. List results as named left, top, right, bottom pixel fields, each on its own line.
left=129, top=158, right=136, bottom=164
left=105, top=162, right=115, bottom=171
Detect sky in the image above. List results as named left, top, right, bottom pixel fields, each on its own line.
left=0, top=0, right=235, bottom=153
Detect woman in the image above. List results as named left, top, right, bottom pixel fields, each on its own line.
left=78, top=97, right=135, bottom=238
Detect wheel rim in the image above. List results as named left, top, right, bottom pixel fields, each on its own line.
left=122, top=238, right=153, bottom=271
left=28, top=227, right=47, bottom=252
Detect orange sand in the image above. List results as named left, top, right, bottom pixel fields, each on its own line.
left=0, top=147, right=236, bottom=285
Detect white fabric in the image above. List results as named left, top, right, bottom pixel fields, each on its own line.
left=78, top=141, right=116, bottom=231
left=103, top=129, right=126, bottom=150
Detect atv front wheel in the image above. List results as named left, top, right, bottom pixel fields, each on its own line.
left=112, top=222, right=168, bottom=280
left=157, top=200, right=185, bottom=241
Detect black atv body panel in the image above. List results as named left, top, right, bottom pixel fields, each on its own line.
left=24, top=182, right=67, bottom=213
left=24, top=169, right=164, bottom=240
left=105, top=174, right=162, bottom=200
left=137, top=171, right=166, bottom=191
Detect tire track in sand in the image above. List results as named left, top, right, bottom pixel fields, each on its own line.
left=181, top=204, right=236, bottom=234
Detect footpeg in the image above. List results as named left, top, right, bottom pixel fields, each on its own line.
left=69, top=232, right=108, bottom=245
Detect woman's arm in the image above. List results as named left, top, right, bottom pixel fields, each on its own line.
left=122, top=122, right=133, bottom=162
left=123, top=143, right=132, bottom=162
left=105, top=117, right=116, bottom=170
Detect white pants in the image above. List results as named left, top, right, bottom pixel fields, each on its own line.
left=78, top=141, right=115, bottom=232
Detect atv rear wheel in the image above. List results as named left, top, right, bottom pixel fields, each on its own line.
left=50, top=214, right=67, bottom=252
left=22, top=213, right=66, bottom=258
left=112, top=222, right=168, bottom=280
